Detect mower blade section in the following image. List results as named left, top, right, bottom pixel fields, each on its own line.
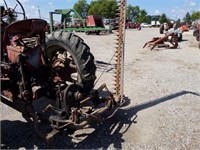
left=114, top=0, right=126, bottom=103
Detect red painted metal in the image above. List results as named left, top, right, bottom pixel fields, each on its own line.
left=85, top=15, right=105, bottom=28
left=143, top=32, right=179, bottom=50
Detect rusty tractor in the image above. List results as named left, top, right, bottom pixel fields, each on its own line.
left=0, top=0, right=127, bottom=143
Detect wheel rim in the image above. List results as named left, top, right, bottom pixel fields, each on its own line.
left=2, top=0, right=26, bottom=24
left=47, top=47, right=78, bottom=84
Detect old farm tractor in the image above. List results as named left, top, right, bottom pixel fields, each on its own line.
left=0, top=0, right=127, bottom=142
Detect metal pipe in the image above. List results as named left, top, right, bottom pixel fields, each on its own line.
left=80, top=83, right=106, bottom=105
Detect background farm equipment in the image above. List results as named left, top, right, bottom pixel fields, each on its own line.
left=180, top=25, right=189, bottom=32
left=193, top=21, right=200, bottom=49
left=159, top=21, right=183, bottom=41
left=143, top=32, right=179, bottom=50
left=144, top=20, right=184, bottom=50
left=49, top=8, right=108, bottom=35
left=104, top=18, right=119, bottom=30
left=1, top=0, right=127, bottom=143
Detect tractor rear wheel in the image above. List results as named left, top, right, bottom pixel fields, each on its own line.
left=45, top=31, right=96, bottom=95
left=159, top=24, right=164, bottom=34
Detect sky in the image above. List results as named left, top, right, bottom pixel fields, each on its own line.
left=1, top=0, right=199, bottom=22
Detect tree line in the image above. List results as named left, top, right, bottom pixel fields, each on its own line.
left=74, top=0, right=200, bottom=24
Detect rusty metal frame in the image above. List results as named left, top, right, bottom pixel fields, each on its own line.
left=1, top=0, right=127, bottom=143
left=143, top=32, right=179, bottom=50
left=113, top=0, right=126, bottom=102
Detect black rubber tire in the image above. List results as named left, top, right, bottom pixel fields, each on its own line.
left=178, top=33, right=182, bottom=41
left=96, top=31, right=100, bottom=35
left=159, top=24, right=164, bottom=34
left=197, top=36, right=200, bottom=41
left=45, top=31, right=96, bottom=95
left=85, top=31, right=90, bottom=35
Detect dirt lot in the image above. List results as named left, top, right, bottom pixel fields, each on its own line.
left=1, top=28, right=200, bottom=149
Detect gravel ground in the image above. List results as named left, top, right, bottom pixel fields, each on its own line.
left=1, top=28, right=200, bottom=149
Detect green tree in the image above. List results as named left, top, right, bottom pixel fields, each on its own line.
left=73, top=0, right=89, bottom=18
left=159, top=13, right=168, bottom=24
left=88, top=0, right=118, bottom=18
left=183, top=12, right=191, bottom=23
left=146, top=15, right=151, bottom=24
left=88, top=1, right=101, bottom=16
left=101, top=0, right=118, bottom=18
left=138, top=9, right=148, bottom=23
left=191, top=11, right=200, bottom=21
left=126, top=5, right=140, bottom=22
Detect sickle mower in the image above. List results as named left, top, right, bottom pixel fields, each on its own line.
left=1, top=0, right=127, bottom=142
